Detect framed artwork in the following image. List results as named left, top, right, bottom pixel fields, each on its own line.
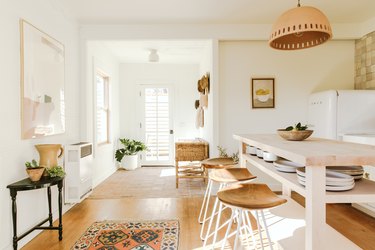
left=20, top=19, right=65, bottom=139
left=251, top=78, right=275, bottom=108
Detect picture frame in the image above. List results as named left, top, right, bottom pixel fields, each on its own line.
left=20, top=19, right=65, bottom=139
left=251, top=78, right=275, bottom=109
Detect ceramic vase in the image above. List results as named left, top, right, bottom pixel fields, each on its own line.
left=35, top=144, right=64, bottom=175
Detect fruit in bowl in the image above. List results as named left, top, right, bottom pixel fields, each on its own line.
left=277, top=123, right=313, bottom=141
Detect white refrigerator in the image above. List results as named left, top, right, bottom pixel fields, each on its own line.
left=308, top=89, right=375, bottom=216
left=308, top=89, right=375, bottom=140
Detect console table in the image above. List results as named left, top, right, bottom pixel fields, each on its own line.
left=234, top=134, right=375, bottom=250
left=7, top=176, right=64, bottom=250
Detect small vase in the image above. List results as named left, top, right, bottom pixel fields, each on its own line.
left=26, top=167, right=45, bottom=182
left=35, top=144, right=64, bottom=175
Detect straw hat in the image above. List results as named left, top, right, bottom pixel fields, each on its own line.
left=197, top=75, right=210, bottom=93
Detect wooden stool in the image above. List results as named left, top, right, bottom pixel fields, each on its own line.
left=217, top=183, right=287, bottom=250
left=202, top=168, right=256, bottom=248
left=198, top=158, right=236, bottom=226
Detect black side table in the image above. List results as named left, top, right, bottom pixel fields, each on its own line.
left=7, top=176, right=64, bottom=250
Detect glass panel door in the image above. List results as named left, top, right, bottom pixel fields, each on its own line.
left=138, top=86, right=173, bottom=165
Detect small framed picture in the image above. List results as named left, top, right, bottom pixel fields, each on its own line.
left=251, top=78, right=275, bottom=108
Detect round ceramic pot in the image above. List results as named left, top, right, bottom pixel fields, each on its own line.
left=121, top=155, right=139, bottom=170
left=26, top=167, right=45, bottom=182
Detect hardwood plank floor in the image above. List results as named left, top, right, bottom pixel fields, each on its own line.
left=21, top=168, right=375, bottom=249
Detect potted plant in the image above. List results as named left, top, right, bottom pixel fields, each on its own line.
left=25, top=159, right=45, bottom=182
left=46, top=165, right=66, bottom=178
left=115, top=138, right=147, bottom=170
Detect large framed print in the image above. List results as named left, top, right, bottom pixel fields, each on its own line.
left=20, top=19, right=65, bottom=139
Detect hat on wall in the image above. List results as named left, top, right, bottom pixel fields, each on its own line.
left=197, top=74, right=210, bottom=94
left=194, top=99, right=200, bottom=109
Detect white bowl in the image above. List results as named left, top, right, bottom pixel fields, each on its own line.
left=263, top=151, right=278, bottom=162
left=257, top=94, right=270, bottom=102
left=256, top=148, right=263, bottom=158
left=247, top=146, right=257, bottom=155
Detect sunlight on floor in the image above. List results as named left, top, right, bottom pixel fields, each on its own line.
left=160, top=168, right=175, bottom=177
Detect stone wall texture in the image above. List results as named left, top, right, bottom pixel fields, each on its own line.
left=355, top=31, right=375, bottom=89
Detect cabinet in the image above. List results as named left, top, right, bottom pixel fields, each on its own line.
left=234, top=134, right=375, bottom=250
left=64, top=142, right=93, bottom=203
left=175, top=139, right=209, bottom=188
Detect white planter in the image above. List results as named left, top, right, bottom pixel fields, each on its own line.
left=120, top=155, right=139, bottom=170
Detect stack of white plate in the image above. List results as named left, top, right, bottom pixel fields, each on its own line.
left=326, top=166, right=364, bottom=180
left=296, top=167, right=355, bottom=191
left=273, top=159, right=304, bottom=173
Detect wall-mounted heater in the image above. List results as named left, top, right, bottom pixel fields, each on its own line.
left=64, top=142, right=93, bottom=203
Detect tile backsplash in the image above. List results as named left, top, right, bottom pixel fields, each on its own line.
left=355, top=31, right=375, bottom=89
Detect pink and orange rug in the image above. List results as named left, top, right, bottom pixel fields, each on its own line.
left=72, top=220, right=179, bottom=250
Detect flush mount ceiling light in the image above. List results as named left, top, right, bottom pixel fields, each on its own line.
left=269, top=0, right=332, bottom=50
left=148, top=49, right=159, bottom=62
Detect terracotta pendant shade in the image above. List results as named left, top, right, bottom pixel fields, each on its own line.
left=269, top=5, right=332, bottom=50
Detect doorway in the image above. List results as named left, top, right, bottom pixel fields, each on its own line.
left=138, top=85, right=174, bottom=166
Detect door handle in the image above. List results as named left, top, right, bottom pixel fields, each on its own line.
left=170, top=130, right=174, bottom=135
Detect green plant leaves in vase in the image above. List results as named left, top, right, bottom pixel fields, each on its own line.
left=115, top=138, right=147, bottom=162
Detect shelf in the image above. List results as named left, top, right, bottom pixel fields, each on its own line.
left=244, top=153, right=375, bottom=203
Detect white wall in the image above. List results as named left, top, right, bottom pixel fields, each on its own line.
left=219, top=40, right=354, bottom=186
left=0, top=0, right=80, bottom=249
left=119, top=63, right=200, bottom=160
left=83, top=41, right=120, bottom=186
left=198, top=41, right=217, bottom=156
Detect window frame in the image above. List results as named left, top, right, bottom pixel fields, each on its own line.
left=95, top=69, right=110, bottom=146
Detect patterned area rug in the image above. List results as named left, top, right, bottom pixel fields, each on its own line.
left=71, top=220, right=179, bottom=250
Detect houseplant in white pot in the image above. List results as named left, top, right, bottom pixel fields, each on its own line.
left=115, top=138, right=147, bottom=170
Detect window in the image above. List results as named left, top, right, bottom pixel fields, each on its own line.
left=96, top=71, right=110, bottom=144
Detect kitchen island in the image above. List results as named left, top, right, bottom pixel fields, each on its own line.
left=234, top=134, right=375, bottom=250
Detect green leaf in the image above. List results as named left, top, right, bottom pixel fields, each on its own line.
left=285, top=126, right=293, bottom=131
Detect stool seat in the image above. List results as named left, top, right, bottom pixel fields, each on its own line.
left=218, top=183, right=287, bottom=210
left=201, top=157, right=236, bottom=169
left=209, top=168, right=256, bottom=183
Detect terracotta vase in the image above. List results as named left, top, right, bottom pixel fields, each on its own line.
left=26, top=167, right=45, bottom=182
left=35, top=144, right=64, bottom=174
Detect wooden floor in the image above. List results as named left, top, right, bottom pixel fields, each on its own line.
left=22, top=168, right=375, bottom=250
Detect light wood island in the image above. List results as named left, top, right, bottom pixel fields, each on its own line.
left=234, top=134, right=375, bottom=250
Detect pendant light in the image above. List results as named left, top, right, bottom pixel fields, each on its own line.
left=269, top=0, right=332, bottom=50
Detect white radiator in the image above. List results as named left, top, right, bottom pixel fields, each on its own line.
left=64, top=142, right=93, bottom=203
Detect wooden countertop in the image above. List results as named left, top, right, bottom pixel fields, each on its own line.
left=234, top=134, right=375, bottom=166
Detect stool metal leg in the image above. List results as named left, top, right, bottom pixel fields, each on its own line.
left=255, top=210, right=265, bottom=250
left=221, top=208, right=236, bottom=250
left=261, top=210, right=273, bottom=250
left=233, top=208, right=243, bottom=250
left=201, top=183, right=224, bottom=241
left=198, top=179, right=212, bottom=224
left=245, top=210, right=257, bottom=249
left=201, top=194, right=219, bottom=241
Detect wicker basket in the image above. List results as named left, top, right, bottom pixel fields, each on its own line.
left=175, top=140, right=209, bottom=161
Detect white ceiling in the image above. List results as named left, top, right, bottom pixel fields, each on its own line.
left=67, top=0, right=375, bottom=63
left=60, top=0, right=375, bottom=25
left=100, top=40, right=211, bottom=64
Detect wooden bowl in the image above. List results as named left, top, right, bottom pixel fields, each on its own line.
left=277, top=129, right=313, bottom=141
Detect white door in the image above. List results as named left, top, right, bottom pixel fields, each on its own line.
left=138, top=86, right=174, bottom=165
